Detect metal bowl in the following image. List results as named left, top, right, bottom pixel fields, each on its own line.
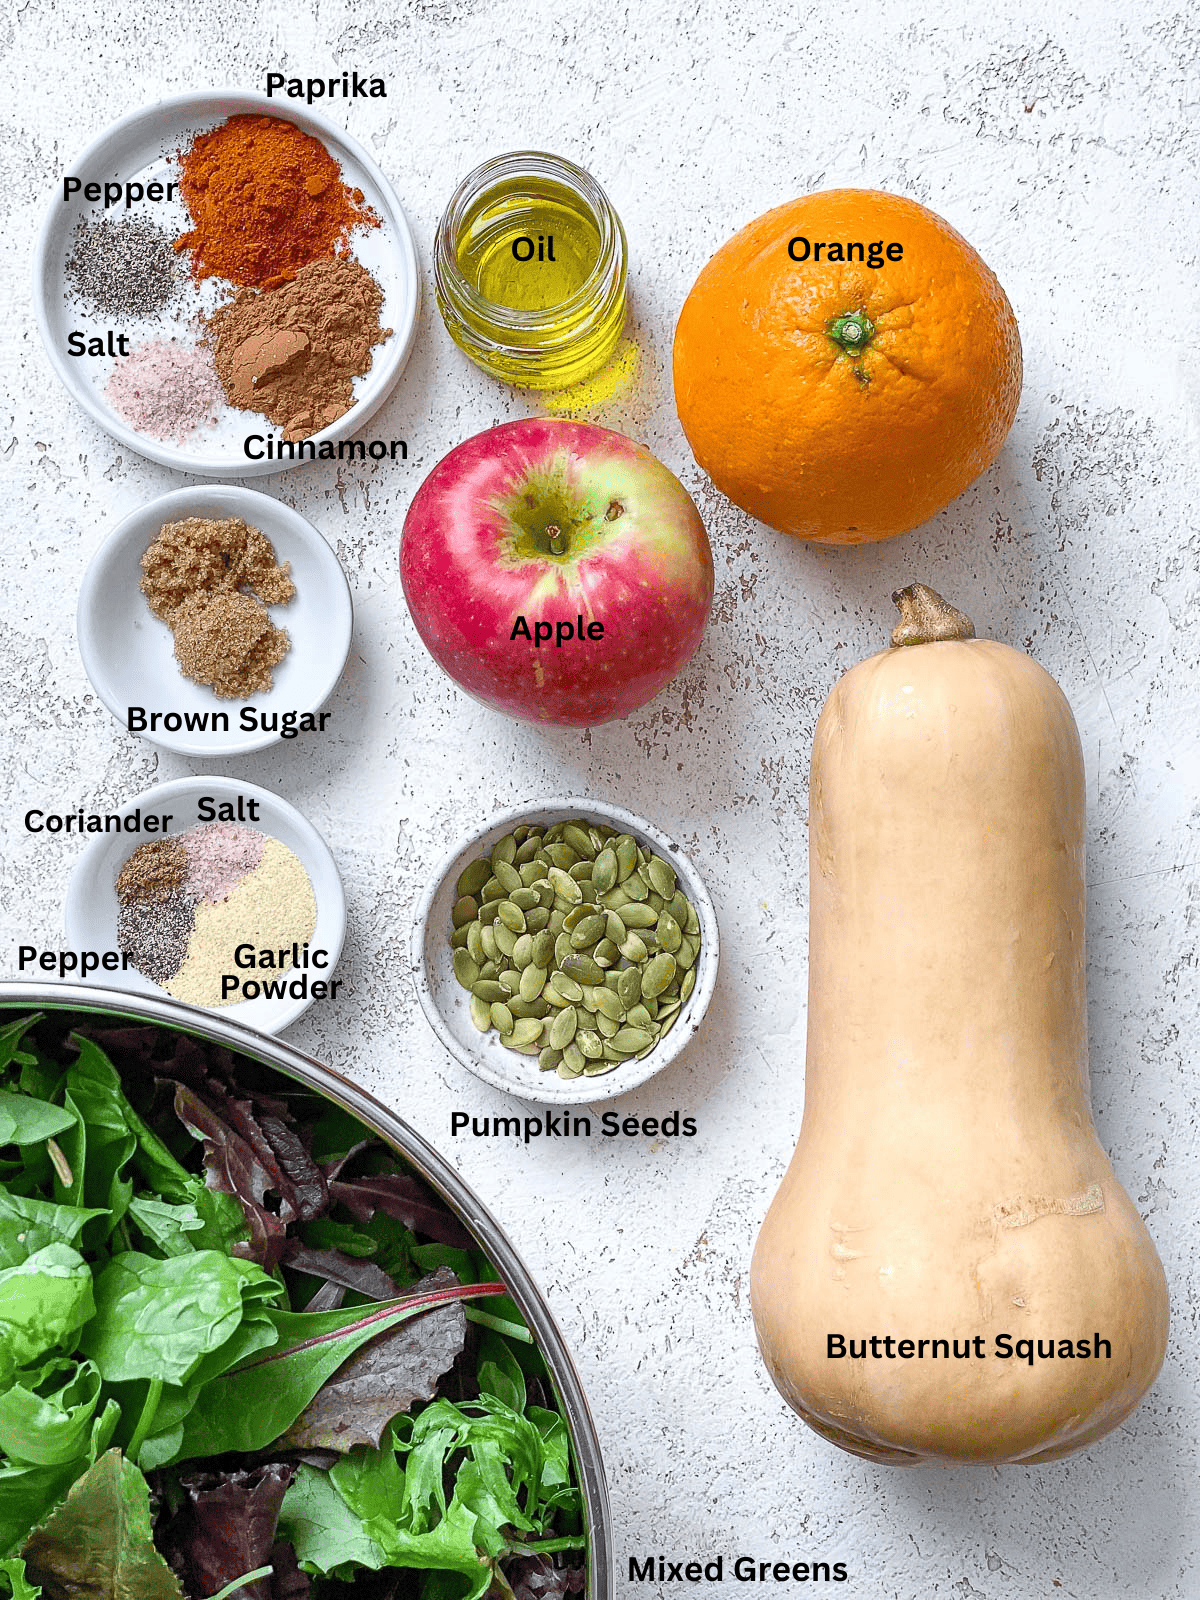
left=0, top=981, right=611, bottom=1600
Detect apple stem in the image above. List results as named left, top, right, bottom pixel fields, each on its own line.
left=546, top=524, right=568, bottom=555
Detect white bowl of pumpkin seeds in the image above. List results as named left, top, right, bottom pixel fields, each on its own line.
left=413, top=799, right=718, bottom=1104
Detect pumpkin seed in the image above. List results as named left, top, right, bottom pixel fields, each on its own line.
left=577, top=985, right=600, bottom=1014
left=457, top=858, right=492, bottom=898
left=560, top=953, right=604, bottom=986
left=596, top=1010, right=620, bottom=1038
left=525, top=907, right=551, bottom=933
left=548, top=867, right=582, bottom=903
left=626, top=1003, right=654, bottom=1030
left=512, top=933, right=534, bottom=969
left=605, top=910, right=626, bottom=944
left=481, top=877, right=505, bottom=903
left=452, top=895, right=478, bottom=929
left=539, top=1047, right=562, bottom=1073
left=611, top=1026, right=655, bottom=1054
left=563, top=824, right=596, bottom=858
left=477, top=960, right=498, bottom=981
left=641, top=952, right=677, bottom=998
left=599, top=885, right=630, bottom=910
left=592, top=846, right=618, bottom=895
left=570, top=913, right=606, bottom=949
left=655, top=997, right=681, bottom=1020
left=545, top=844, right=578, bottom=870
left=494, top=922, right=518, bottom=959
left=492, top=833, right=517, bottom=866
left=685, top=905, right=701, bottom=936
left=507, top=1017, right=543, bottom=1048
left=593, top=938, right=619, bottom=967
left=657, top=912, right=682, bottom=953
left=554, top=932, right=574, bottom=967
left=518, top=861, right=544, bottom=888
left=520, top=964, right=547, bottom=1002
left=450, top=925, right=471, bottom=950
left=509, top=996, right=550, bottom=1020
left=617, top=966, right=642, bottom=1008
left=490, top=1001, right=515, bottom=1035
left=533, top=879, right=555, bottom=907
left=530, top=930, right=555, bottom=968
left=510, top=887, right=541, bottom=912
left=467, top=922, right=485, bottom=966
left=469, top=994, right=491, bottom=1032
left=548, top=970, right=584, bottom=1003
left=577, top=1029, right=603, bottom=1060
left=590, top=986, right=624, bottom=1021
left=549, top=1006, right=578, bottom=1050
left=617, top=901, right=657, bottom=929
left=494, top=858, right=522, bottom=894
left=600, top=1043, right=624, bottom=1062
left=548, top=910, right=566, bottom=936
left=619, top=930, right=648, bottom=963
left=680, top=966, right=696, bottom=1004
left=561, top=1043, right=586, bottom=1077
left=569, top=862, right=594, bottom=885
left=621, top=870, right=649, bottom=902
left=659, top=1007, right=681, bottom=1037
left=584, top=1060, right=617, bottom=1076
left=543, top=985, right=570, bottom=1009
left=473, top=979, right=509, bottom=1004
left=498, top=968, right=522, bottom=993
left=676, top=934, right=697, bottom=969
left=615, top=835, right=639, bottom=880
left=514, top=835, right=543, bottom=864
left=495, top=901, right=525, bottom=934
left=480, top=925, right=498, bottom=962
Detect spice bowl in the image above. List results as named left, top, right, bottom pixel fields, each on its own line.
left=412, top=798, right=719, bottom=1105
left=34, top=89, right=419, bottom=475
left=63, top=776, right=346, bottom=1033
left=78, top=485, right=352, bottom=756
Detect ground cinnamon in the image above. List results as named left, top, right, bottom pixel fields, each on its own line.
left=175, top=114, right=378, bottom=289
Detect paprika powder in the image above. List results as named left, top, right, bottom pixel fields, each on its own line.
left=175, top=113, right=379, bottom=289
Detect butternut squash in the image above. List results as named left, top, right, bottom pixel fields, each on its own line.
left=751, top=585, right=1168, bottom=1465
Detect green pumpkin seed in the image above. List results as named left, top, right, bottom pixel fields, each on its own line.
left=548, top=970, right=584, bottom=1003
left=685, top=906, right=701, bottom=936
left=570, top=913, right=606, bottom=949
left=495, top=901, right=525, bottom=933
left=577, top=985, right=600, bottom=1014
left=676, top=934, right=697, bottom=969
left=533, top=879, right=555, bottom=907
left=563, top=823, right=596, bottom=858
left=605, top=910, right=626, bottom=945
left=560, top=953, right=604, bottom=986
left=466, top=922, right=485, bottom=966
left=596, top=1010, right=620, bottom=1038
left=477, top=960, right=499, bottom=982
left=611, top=1026, right=655, bottom=1054
left=547, top=867, right=582, bottom=904
left=506, top=1017, right=543, bottom=1048
left=498, top=968, right=522, bottom=993
left=657, top=912, right=682, bottom=953
left=509, top=996, right=551, bottom=1020
left=619, top=931, right=648, bottom=963
left=520, top=964, right=547, bottom=1002
left=584, top=1059, right=617, bottom=1076
left=617, top=901, right=657, bottom=929
left=655, top=997, right=681, bottom=1020
left=530, top=930, right=555, bottom=968
left=577, top=1029, right=604, bottom=1060
left=512, top=933, right=534, bottom=969
left=543, top=985, right=570, bottom=1009
left=469, top=994, right=491, bottom=1032
left=472, top=979, right=509, bottom=1004
left=593, top=938, right=619, bottom=967
left=617, top=967, right=642, bottom=1008
left=621, top=870, right=649, bottom=902
left=626, top=1003, right=654, bottom=1030
left=539, top=1047, right=563, bottom=1073
left=452, top=895, right=478, bottom=929
left=562, top=904, right=592, bottom=932
left=568, top=862, right=594, bottom=885
left=480, top=924, right=498, bottom=962
left=492, top=833, right=517, bottom=865
left=518, top=861, right=544, bottom=888
left=510, top=886, right=541, bottom=912
left=457, top=858, right=492, bottom=898
left=549, top=1006, right=578, bottom=1050
left=525, top=907, right=551, bottom=933
left=600, top=1043, right=625, bottom=1062
left=649, top=864, right=678, bottom=902
left=514, top=835, right=543, bottom=864
left=450, top=925, right=471, bottom=950
left=545, top=843, right=578, bottom=870
left=615, top=836, right=639, bottom=880
left=548, top=910, right=566, bottom=936
left=659, top=1007, right=681, bottom=1037
left=680, top=966, right=696, bottom=1004
left=554, top=932, right=574, bottom=967
left=591, top=847, right=618, bottom=895
left=590, top=986, right=623, bottom=1021
left=561, top=1043, right=586, bottom=1077
left=494, top=859, right=522, bottom=894
left=481, top=877, right=505, bottom=903
left=641, top=952, right=677, bottom=998
left=494, top=922, right=518, bottom=959
left=599, top=885, right=630, bottom=910
left=490, top=1001, right=515, bottom=1035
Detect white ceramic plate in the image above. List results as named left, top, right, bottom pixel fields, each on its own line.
left=412, top=798, right=719, bottom=1105
left=34, top=90, right=419, bottom=476
left=64, top=776, right=346, bottom=1033
left=77, top=485, right=352, bottom=756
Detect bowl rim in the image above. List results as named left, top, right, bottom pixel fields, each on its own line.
left=412, top=796, right=720, bottom=1105
left=75, top=483, right=354, bottom=756
left=33, top=87, right=420, bottom=477
left=0, top=982, right=612, bottom=1600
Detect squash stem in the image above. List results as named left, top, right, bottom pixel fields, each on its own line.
left=890, top=583, right=976, bottom=646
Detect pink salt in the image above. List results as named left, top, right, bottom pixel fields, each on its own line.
left=179, top=822, right=266, bottom=905
left=104, top=337, right=225, bottom=442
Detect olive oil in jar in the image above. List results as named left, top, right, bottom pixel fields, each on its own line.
left=434, top=152, right=628, bottom=389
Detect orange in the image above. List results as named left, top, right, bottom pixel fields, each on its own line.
left=672, top=189, right=1022, bottom=544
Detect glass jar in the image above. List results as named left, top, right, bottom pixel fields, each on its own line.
left=433, top=151, right=628, bottom=390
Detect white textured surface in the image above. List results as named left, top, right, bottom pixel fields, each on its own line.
left=2, top=4, right=1198, bottom=1597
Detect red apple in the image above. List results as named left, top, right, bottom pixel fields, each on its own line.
left=400, top=418, right=714, bottom=726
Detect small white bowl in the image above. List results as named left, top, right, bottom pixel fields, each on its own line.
left=77, top=485, right=352, bottom=756
left=412, top=798, right=719, bottom=1104
left=34, top=89, right=419, bottom=476
left=64, top=775, right=346, bottom=1033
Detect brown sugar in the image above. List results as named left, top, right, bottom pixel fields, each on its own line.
left=140, top=515, right=296, bottom=698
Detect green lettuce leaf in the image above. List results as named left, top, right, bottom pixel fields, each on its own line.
left=277, top=1463, right=388, bottom=1577
left=0, top=1556, right=41, bottom=1600
left=0, top=1358, right=104, bottom=1466
left=0, top=1246, right=94, bottom=1385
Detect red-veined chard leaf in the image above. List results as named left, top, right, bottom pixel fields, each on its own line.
left=169, top=1281, right=506, bottom=1464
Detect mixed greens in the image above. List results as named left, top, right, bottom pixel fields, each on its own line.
left=0, top=1012, right=587, bottom=1600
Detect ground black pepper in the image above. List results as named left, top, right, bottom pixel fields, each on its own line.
left=65, top=214, right=181, bottom=319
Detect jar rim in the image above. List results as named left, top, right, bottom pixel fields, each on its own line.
left=433, top=150, right=627, bottom=334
